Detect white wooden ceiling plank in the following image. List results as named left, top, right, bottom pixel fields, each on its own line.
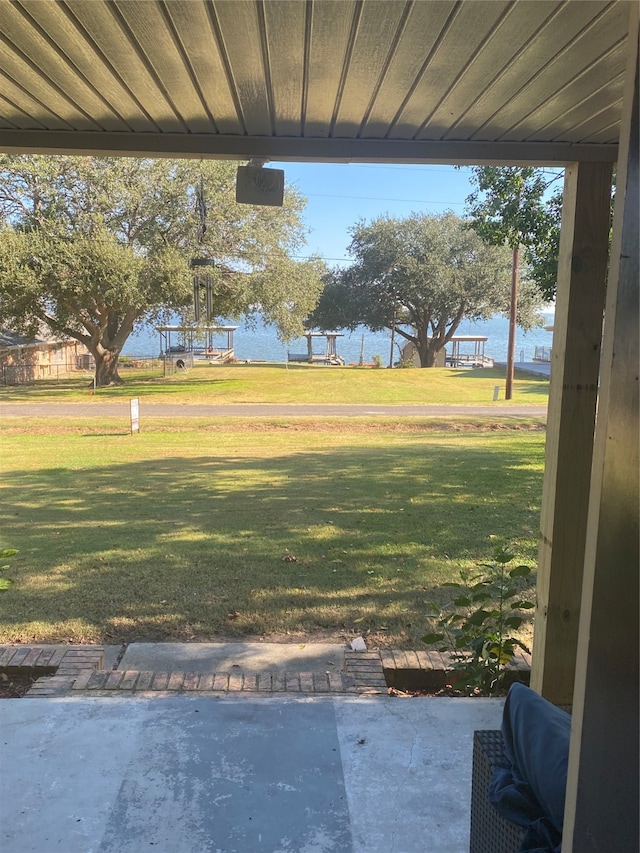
left=331, top=0, right=409, bottom=139
left=360, top=1, right=456, bottom=139
left=0, top=71, right=73, bottom=130
left=163, top=0, right=243, bottom=136
left=12, top=0, right=149, bottom=132
left=554, top=104, right=622, bottom=144
left=0, top=95, right=48, bottom=130
left=450, top=1, right=616, bottom=140
left=114, top=0, right=216, bottom=134
left=154, top=1, right=241, bottom=136
left=303, top=0, right=359, bottom=138
left=0, top=42, right=97, bottom=130
left=0, top=9, right=110, bottom=130
left=579, top=120, right=620, bottom=144
left=490, top=27, right=628, bottom=141
left=389, top=1, right=512, bottom=140
left=524, top=71, right=626, bottom=142
left=65, top=0, right=184, bottom=133
left=262, top=0, right=306, bottom=136
left=211, top=0, right=273, bottom=136
left=423, top=1, right=565, bottom=140
left=0, top=1, right=126, bottom=132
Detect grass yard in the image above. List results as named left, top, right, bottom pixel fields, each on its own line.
left=0, top=361, right=549, bottom=406
left=0, top=418, right=545, bottom=649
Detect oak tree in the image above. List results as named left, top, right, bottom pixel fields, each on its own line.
left=0, top=155, right=323, bottom=386
left=307, top=212, right=543, bottom=367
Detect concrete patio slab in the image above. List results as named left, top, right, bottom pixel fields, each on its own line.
left=0, top=695, right=503, bottom=853
left=118, top=642, right=349, bottom=674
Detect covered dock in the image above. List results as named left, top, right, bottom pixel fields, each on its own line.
left=446, top=336, right=493, bottom=368
left=288, top=332, right=345, bottom=365
left=156, top=325, right=237, bottom=370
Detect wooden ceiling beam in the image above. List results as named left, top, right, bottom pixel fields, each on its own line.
left=0, top=128, right=619, bottom=164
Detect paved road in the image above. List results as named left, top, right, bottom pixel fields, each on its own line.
left=0, top=401, right=547, bottom=419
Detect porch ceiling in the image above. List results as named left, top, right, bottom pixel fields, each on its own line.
left=0, top=0, right=631, bottom=164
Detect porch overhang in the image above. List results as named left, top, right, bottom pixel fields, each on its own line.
left=0, top=130, right=620, bottom=166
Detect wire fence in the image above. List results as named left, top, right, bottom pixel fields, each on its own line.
left=0, top=356, right=171, bottom=386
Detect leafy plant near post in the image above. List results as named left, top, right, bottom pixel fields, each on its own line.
left=0, top=549, right=17, bottom=592
left=422, top=546, right=534, bottom=696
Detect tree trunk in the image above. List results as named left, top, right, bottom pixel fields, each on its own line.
left=94, top=348, right=123, bottom=386
left=417, top=335, right=443, bottom=367
left=420, top=347, right=438, bottom=367
left=415, top=325, right=438, bottom=367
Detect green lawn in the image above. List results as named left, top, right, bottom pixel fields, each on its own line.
left=0, top=418, right=545, bottom=648
left=0, top=361, right=549, bottom=405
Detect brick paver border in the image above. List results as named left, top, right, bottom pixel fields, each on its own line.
left=0, top=645, right=104, bottom=697
left=0, top=644, right=531, bottom=698
left=0, top=645, right=382, bottom=697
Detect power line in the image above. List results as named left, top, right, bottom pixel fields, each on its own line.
left=344, top=164, right=468, bottom=174
left=305, top=192, right=464, bottom=205
left=292, top=254, right=351, bottom=262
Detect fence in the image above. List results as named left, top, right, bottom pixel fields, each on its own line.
left=1, top=356, right=165, bottom=386
left=0, top=361, right=88, bottom=385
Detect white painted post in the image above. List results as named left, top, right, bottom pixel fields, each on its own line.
left=130, top=398, right=140, bottom=434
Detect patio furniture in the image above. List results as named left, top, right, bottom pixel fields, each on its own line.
left=469, top=730, right=525, bottom=853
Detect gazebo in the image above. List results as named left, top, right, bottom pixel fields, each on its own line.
left=1, top=2, right=636, bottom=848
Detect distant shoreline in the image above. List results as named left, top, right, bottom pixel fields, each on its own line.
left=124, top=312, right=555, bottom=364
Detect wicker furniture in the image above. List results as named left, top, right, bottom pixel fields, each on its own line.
left=469, top=730, right=525, bottom=853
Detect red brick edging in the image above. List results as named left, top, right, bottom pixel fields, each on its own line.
left=0, top=644, right=531, bottom=699
left=0, top=645, right=387, bottom=697
left=0, top=645, right=104, bottom=697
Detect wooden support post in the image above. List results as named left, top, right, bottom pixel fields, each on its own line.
left=530, top=160, right=613, bottom=705
left=563, top=14, right=639, bottom=851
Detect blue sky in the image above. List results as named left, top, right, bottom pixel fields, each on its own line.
left=279, top=162, right=475, bottom=265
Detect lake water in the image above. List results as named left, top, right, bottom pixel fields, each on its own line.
left=124, top=311, right=554, bottom=365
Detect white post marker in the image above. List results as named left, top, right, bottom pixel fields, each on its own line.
left=493, top=385, right=500, bottom=401
left=130, top=397, right=140, bottom=433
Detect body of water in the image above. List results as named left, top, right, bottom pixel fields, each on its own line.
left=124, top=312, right=554, bottom=365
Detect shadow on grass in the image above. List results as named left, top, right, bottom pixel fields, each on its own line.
left=451, top=367, right=549, bottom=400
left=1, top=437, right=543, bottom=645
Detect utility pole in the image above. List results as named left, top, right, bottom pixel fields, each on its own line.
left=505, top=246, right=520, bottom=400
left=388, top=299, right=397, bottom=368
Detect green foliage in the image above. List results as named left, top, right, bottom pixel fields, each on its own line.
left=0, top=549, right=17, bottom=591
left=466, top=166, right=563, bottom=301
left=0, top=155, right=324, bottom=385
left=524, top=191, right=562, bottom=302
left=422, top=545, right=534, bottom=695
left=307, top=211, right=543, bottom=367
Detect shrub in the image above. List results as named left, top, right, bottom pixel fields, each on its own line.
left=422, top=546, right=534, bottom=695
